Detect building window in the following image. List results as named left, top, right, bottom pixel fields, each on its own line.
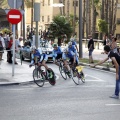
left=42, top=16, right=44, bottom=22
left=48, top=0, right=50, bottom=5
left=116, top=34, right=120, bottom=40
left=48, top=16, right=50, bottom=22
left=42, top=0, right=44, bottom=6
left=117, top=18, right=120, bottom=24
left=73, top=1, right=78, bottom=7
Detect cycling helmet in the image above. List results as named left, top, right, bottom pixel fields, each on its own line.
left=70, top=38, right=74, bottom=42
left=68, top=42, right=72, bottom=46
left=53, top=43, right=58, bottom=47
left=63, top=48, right=68, bottom=53
left=30, top=46, right=36, bottom=51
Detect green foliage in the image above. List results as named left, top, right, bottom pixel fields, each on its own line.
left=97, top=19, right=108, bottom=33
left=1, top=28, right=10, bottom=34
left=49, top=15, right=73, bottom=40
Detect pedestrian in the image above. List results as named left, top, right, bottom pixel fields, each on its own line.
left=92, top=45, right=120, bottom=99
left=110, top=37, right=118, bottom=53
left=7, top=36, right=13, bottom=63
left=88, top=35, right=94, bottom=63
left=0, top=33, right=5, bottom=61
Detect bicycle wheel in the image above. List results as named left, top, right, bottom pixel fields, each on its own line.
left=59, top=63, right=67, bottom=80
left=79, top=71, right=85, bottom=83
left=71, top=69, right=80, bottom=85
left=33, top=68, right=45, bottom=87
left=47, top=68, right=56, bottom=86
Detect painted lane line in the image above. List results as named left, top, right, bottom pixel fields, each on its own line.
left=9, top=15, right=20, bottom=19
left=85, top=74, right=104, bottom=81
left=105, top=104, right=120, bottom=106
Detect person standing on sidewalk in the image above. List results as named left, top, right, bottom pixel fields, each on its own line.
left=92, top=45, right=120, bottom=99
left=88, top=35, right=94, bottom=63
left=0, top=33, right=5, bottom=61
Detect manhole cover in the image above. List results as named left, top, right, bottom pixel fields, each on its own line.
left=0, top=79, right=9, bottom=82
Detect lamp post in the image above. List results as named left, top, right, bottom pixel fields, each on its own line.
left=79, top=0, right=83, bottom=58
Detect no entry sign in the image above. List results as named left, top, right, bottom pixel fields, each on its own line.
left=7, top=9, right=22, bottom=24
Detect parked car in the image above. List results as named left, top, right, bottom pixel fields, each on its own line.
left=20, top=40, right=53, bottom=61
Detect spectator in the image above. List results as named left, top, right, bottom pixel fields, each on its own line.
left=0, top=33, right=5, bottom=61
left=7, top=36, right=13, bottom=63
left=111, top=37, right=118, bottom=53
left=93, top=45, right=120, bottom=99
left=88, top=35, right=94, bottom=64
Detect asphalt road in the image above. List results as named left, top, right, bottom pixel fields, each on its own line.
left=0, top=61, right=120, bottom=120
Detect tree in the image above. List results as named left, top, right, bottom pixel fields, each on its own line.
left=49, top=15, right=73, bottom=46
left=97, top=19, right=108, bottom=34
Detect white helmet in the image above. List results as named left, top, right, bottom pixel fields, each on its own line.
left=68, top=42, right=72, bottom=46
left=30, top=46, right=36, bottom=51
left=70, top=38, right=74, bottom=42
left=63, top=48, right=68, bottom=53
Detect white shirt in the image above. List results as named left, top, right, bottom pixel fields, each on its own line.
left=0, top=36, right=5, bottom=48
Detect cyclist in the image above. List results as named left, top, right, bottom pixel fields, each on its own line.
left=52, top=43, right=63, bottom=66
left=70, top=38, right=78, bottom=52
left=62, top=48, right=78, bottom=76
left=29, top=46, right=49, bottom=70
left=68, top=41, right=79, bottom=64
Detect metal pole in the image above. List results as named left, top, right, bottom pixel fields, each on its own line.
left=12, top=0, right=16, bottom=76
left=22, top=0, right=25, bottom=43
left=35, top=21, right=38, bottom=49
left=79, top=0, right=82, bottom=58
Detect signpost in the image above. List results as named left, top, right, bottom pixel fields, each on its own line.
left=7, top=0, right=23, bottom=76
left=7, top=9, right=22, bottom=24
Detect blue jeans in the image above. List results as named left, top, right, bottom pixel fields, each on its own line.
left=115, top=66, right=120, bottom=96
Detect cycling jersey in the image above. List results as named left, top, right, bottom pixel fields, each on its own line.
left=72, top=41, right=77, bottom=46
left=53, top=46, right=62, bottom=61
left=62, top=51, right=75, bottom=60
left=68, top=45, right=77, bottom=54
left=31, top=50, right=48, bottom=64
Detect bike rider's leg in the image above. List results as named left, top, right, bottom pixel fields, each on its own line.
left=42, top=60, right=49, bottom=70
left=63, top=60, right=70, bottom=71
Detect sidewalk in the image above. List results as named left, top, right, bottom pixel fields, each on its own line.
left=0, top=59, right=34, bottom=86
left=0, top=45, right=116, bottom=86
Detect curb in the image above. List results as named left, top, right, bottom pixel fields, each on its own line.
left=79, top=62, right=116, bottom=73
left=0, top=74, right=60, bottom=87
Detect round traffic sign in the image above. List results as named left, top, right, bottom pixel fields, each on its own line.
left=7, top=0, right=23, bottom=9
left=7, top=9, right=22, bottom=24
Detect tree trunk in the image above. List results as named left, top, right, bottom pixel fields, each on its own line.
left=88, top=0, right=91, bottom=35
left=67, top=0, right=70, bottom=19
left=31, top=0, right=34, bottom=30
left=99, top=0, right=105, bottom=39
left=108, top=0, right=112, bottom=35
left=92, top=0, right=96, bottom=39
left=105, top=0, right=109, bottom=33
left=59, top=0, right=63, bottom=15
left=82, top=0, right=86, bottom=38
left=73, top=0, right=77, bottom=34
left=112, top=0, right=118, bottom=35
left=63, top=0, right=65, bottom=16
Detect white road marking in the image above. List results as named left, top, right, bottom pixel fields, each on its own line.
left=105, top=104, right=120, bottom=106
left=85, top=74, right=104, bottom=81
left=9, top=15, right=20, bottom=19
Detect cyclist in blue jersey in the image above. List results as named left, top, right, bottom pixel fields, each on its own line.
left=68, top=41, right=79, bottom=64
left=62, top=48, right=78, bottom=75
left=70, top=38, right=78, bottom=52
left=52, top=43, right=63, bottom=66
left=29, top=46, right=49, bottom=69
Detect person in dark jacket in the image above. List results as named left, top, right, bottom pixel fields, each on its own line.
left=88, top=35, right=94, bottom=63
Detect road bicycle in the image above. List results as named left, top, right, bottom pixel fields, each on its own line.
left=32, top=63, right=56, bottom=87
left=59, top=60, right=85, bottom=85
